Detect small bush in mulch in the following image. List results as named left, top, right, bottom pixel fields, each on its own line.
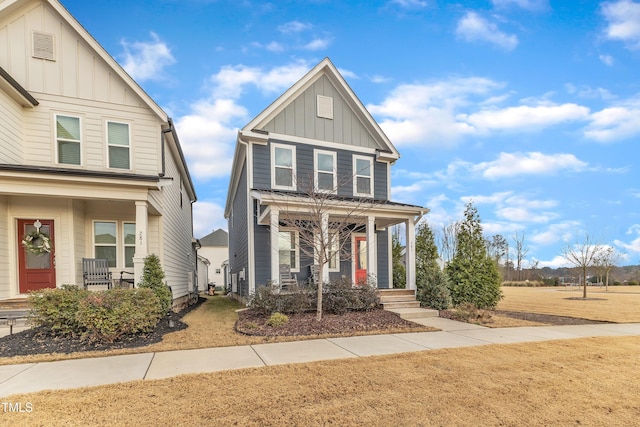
left=0, top=298, right=205, bottom=358
left=236, top=308, right=427, bottom=337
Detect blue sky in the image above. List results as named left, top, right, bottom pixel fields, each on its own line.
left=60, top=0, right=640, bottom=267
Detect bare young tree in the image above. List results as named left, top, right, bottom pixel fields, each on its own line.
left=562, top=233, right=603, bottom=298
left=594, top=246, right=621, bottom=291
left=486, top=234, right=508, bottom=266
left=267, top=172, right=382, bottom=321
left=437, top=220, right=460, bottom=266
left=513, top=232, right=528, bottom=281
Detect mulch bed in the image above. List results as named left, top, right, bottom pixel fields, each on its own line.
left=236, top=309, right=428, bottom=336
left=0, top=298, right=205, bottom=358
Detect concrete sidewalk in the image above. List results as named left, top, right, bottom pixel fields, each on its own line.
left=1, top=319, right=639, bottom=398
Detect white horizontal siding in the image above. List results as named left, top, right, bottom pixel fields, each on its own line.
left=0, top=91, right=24, bottom=164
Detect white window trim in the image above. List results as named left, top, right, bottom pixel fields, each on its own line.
left=93, top=221, right=136, bottom=269
left=279, top=228, right=300, bottom=273
left=106, top=120, right=131, bottom=170
left=54, top=114, right=82, bottom=166
left=315, top=230, right=340, bottom=272
left=271, top=143, right=296, bottom=191
left=314, top=149, right=337, bottom=194
left=353, top=155, right=374, bottom=198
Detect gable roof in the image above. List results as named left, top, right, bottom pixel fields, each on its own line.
left=199, top=229, right=229, bottom=247
left=239, top=58, right=400, bottom=161
left=0, top=66, right=38, bottom=107
left=0, top=0, right=166, bottom=120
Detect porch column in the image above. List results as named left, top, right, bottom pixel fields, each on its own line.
left=366, top=216, right=377, bottom=284
left=270, top=207, right=280, bottom=283
left=133, top=200, right=149, bottom=284
left=405, top=217, right=416, bottom=290
left=321, top=212, right=330, bottom=283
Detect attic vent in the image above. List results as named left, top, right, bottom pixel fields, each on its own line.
left=33, top=32, right=55, bottom=61
left=317, top=95, right=333, bottom=120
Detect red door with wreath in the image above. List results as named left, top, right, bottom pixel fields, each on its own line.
left=18, top=219, right=56, bottom=293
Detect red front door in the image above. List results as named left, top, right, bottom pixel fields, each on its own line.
left=18, top=219, right=56, bottom=293
left=354, top=236, right=367, bottom=285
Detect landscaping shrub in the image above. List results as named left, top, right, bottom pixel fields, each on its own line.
left=248, top=279, right=379, bottom=315
left=75, top=288, right=162, bottom=342
left=29, top=285, right=89, bottom=336
left=138, top=254, right=173, bottom=314
left=501, top=281, right=546, bottom=287
left=417, top=269, right=451, bottom=310
left=448, top=302, right=492, bottom=324
left=266, top=312, right=289, bottom=327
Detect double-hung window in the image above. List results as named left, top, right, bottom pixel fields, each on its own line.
left=278, top=229, right=299, bottom=272
left=107, top=121, right=130, bottom=169
left=314, top=149, right=337, bottom=193
left=94, top=221, right=136, bottom=268
left=353, top=155, right=373, bottom=197
left=271, top=143, right=296, bottom=190
left=56, top=115, right=81, bottom=165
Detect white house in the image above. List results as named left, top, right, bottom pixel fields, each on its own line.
left=198, top=229, right=229, bottom=289
left=0, top=0, right=198, bottom=307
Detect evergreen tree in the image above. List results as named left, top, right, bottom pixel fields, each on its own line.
left=391, top=229, right=406, bottom=288
left=445, top=202, right=502, bottom=309
left=138, top=254, right=173, bottom=314
left=415, top=222, right=451, bottom=310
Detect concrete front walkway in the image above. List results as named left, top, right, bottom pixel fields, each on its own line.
left=1, top=319, right=639, bottom=398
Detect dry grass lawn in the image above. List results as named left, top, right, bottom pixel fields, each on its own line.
left=2, top=336, right=639, bottom=426
left=498, top=286, right=640, bottom=323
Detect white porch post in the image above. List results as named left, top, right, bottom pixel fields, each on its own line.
left=366, top=216, right=377, bottom=284
left=270, top=207, right=280, bottom=284
left=321, top=212, right=330, bottom=283
left=405, top=217, right=416, bottom=290
left=133, top=200, right=149, bottom=284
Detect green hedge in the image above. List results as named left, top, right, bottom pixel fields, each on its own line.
left=29, top=286, right=163, bottom=343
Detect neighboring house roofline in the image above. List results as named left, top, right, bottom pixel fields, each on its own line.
left=0, top=0, right=169, bottom=121
left=240, top=58, right=400, bottom=161
left=0, top=66, right=38, bottom=107
left=224, top=136, right=248, bottom=218
left=0, top=163, right=161, bottom=182
left=199, top=228, right=228, bottom=247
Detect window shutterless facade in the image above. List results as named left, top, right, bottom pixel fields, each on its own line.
left=93, top=221, right=136, bottom=269
left=107, top=121, right=130, bottom=169
left=278, top=229, right=299, bottom=272
left=314, top=149, right=337, bottom=193
left=55, top=114, right=81, bottom=165
left=353, top=155, right=373, bottom=197
left=271, top=143, right=296, bottom=190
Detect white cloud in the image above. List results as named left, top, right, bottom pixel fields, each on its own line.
left=614, top=223, right=640, bottom=254
left=368, top=77, right=503, bottom=146
left=120, top=32, right=175, bottom=82
left=278, top=21, right=312, bottom=34
left=390, top=0, right=428, bottom=8
left=463, top=191, right=559, bottom=225
left=175, top=99, right=248, bottom=179
left=492, top=0, right=548, bottom=10
left=474, top=152, right=588, bottom=179
left=601, top=0, right=640, bottom=49
left=193, top=201, right=227, bottom=238
left=304, top=38, right=331, bottom=50
left=531, top=221, right=581, bottom=245
left=585, top=101, right=640, bottom=141
left=455, top=11, right=518, bottom=51
left=599, top=54, right=615, bottom=66
left=462, top=103, right=590, bottom=132
left=210, top=60, right=312, bottom=99
left=538, top=255, right=572, bottom=268
left=266, top=41, right=285, bottom=53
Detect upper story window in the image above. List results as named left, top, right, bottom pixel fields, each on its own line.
left=56, top=115, right=81, bottom=165
left=271, top=143, right=296, bottom=190
left=353, top=155, right=373, bottom=197
left=314, top=149, right=337, bottom=193
left=107, top=121, right=130, bottom=169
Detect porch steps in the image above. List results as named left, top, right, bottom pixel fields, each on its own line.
left=0, top=298, right=30, bottom=310
left=378, top=289, right=439, bottom=320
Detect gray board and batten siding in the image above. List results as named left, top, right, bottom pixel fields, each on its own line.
left=228, top=161, right=250, bottom=297
left=262, top=75, right=384, bottom=151
left=253, top=140, right=388, bottom=201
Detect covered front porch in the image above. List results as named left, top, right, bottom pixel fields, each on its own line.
left=251, top=190, right=426, bottom=290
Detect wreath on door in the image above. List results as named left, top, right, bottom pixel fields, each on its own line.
left=22, top=230, right=52, bottom=255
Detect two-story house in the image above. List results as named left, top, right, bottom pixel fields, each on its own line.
left=225, top=58, right=427, bottom=300
left=0, top=0, right=197, bottom=307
